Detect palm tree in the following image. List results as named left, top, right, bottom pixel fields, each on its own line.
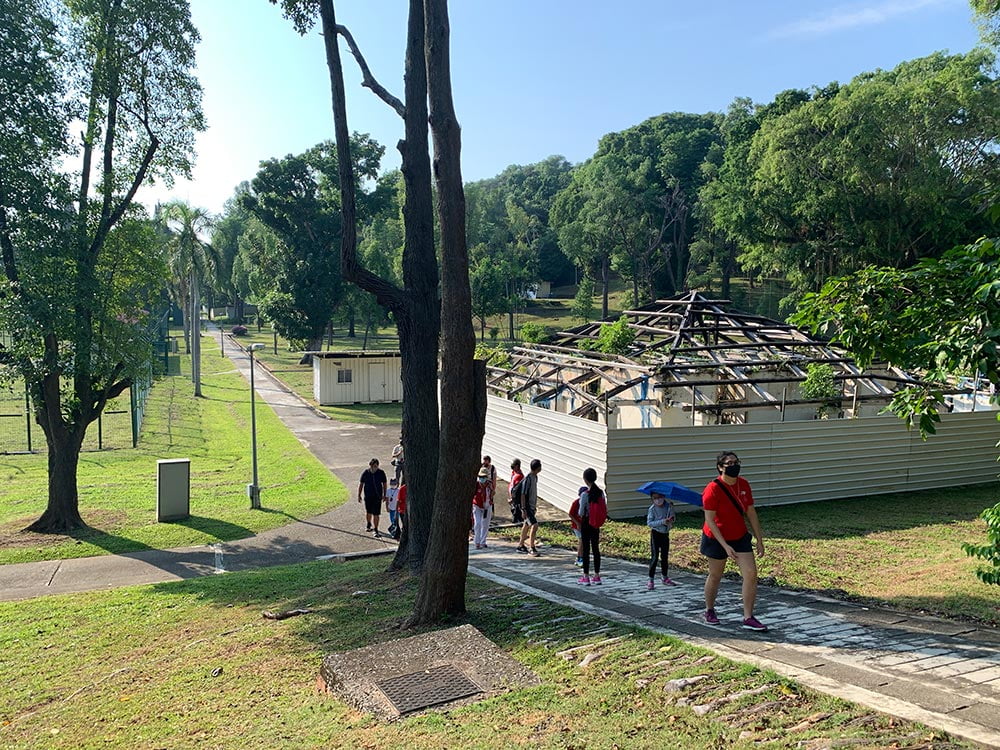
left=159, top=201, right=217, bottom=395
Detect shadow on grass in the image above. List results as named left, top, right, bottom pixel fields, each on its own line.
left=61, top=515, right=258, bottom=559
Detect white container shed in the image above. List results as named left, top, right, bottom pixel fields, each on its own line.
left=311, top=351, right=402, bottom=405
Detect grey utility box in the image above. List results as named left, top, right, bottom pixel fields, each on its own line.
left=157, top=458, right=191, bottom=522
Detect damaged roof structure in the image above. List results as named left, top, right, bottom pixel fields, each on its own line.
left=485, top=291, right=942, bottom=429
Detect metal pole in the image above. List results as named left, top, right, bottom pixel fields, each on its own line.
left=131, top=384, right=138, bottom=448
left=249, top=348, right=261, bottom=509
left=972, top=372, right=980, bottom=413
left=193, top=275, right=202, bottom=397
left=221, top=328, right=225, bottom=358
left=781, top=387, right=787, bottom=422
left=24, top=380, right=32, bottom=452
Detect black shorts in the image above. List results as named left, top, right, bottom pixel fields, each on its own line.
left=700, top=531, right=752, bottom=560
left=522, top=503, right=537, bottom=526
left=364, top=496, right=382, bottom=515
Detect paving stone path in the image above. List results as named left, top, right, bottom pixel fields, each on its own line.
left=469, top=542, right=1000, bottom=747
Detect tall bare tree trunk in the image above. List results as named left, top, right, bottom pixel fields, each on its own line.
left=410, top=0, right=486, bottom=625
left=318, top=0, right=440, bottom=573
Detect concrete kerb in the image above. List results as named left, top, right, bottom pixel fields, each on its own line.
left=317, top=548, right=396, bottom=563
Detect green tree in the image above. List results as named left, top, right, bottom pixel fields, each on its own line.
left=793, top=235, right=1000, bottom=584
left=972, top=0, right=1000, bottom=45
left=465, top=157, right=574, bottom=338
left=596, top=315, right=636, bottom=355
left=711, top=53, right=1000, bottom=299
left=239, top=137, right=383, bottom=360
left=552, top=113, right=720, bottom=309
left=469, top=244, right=508, bottom=339
left=0, top=0, right=202, bottom=532
left=572, top=274, right=596, bottom=323
left=210, top=183, right=254, bottom=323
left=160, top=201, right=215, bottom=354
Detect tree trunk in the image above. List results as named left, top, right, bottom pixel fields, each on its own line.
left=181, top=291, right=191, bottom=354
left=317, top=0, right=440, bottom=576
left=601, top=253, right=610, bottom=319
left=410, top=0, right=487, bottom=625
left=25, top=388, right=87, bottom=533
left=348, top=309, right=356, bottom=338
left=298, top=335, right=322, bottom=365
left=26, top=433, right=85, bottom=533
left=192, top=273, right=202, bottom=396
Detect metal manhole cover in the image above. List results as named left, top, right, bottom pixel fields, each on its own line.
left=375, top=664, right=482, bottom=715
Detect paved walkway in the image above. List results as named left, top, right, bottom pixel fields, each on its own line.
left=469, top=541, right=1000, bottom=747
left=1, top=327, right=998, bottom=746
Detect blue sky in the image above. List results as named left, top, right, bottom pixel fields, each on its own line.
left=144, top=0, right=982, bottom=214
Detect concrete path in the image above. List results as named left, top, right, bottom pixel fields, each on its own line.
left=469, top=540, right=1000, bottom=747
left=2, top=326, right=999, bottom=746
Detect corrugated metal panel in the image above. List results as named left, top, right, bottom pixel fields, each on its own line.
left=605, top=411, right=1000, bottom=518
left=482, top=396, right=607, bottom=513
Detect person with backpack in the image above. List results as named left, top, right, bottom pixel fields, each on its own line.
left=472, top=465, right=494, bottom=549
left=569, top=468, right=607, bottom=586
left=700, top=451, right=768, bottom=632
left=508, top=458, right=525, bottom=524
left=516, top=459, right=542, bottom=557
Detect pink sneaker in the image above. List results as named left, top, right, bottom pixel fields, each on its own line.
left=662, top=577, right=677, bottom=586
left=578, top=575, right=591, bottom=586
left=591, top=575, right=602, bottom=585
left=742, top=616, right=769, bottom=632
left=704, top=608, right=720, bottom=625
left=646, top=579, right=654, bottom=591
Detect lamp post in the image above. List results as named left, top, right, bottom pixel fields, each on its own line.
left=247, top=343, right=265, bottom=509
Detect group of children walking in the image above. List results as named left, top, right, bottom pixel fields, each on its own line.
left=410, top=445, right=767, bottom=631
left=470, top=460, right=676, bottom=591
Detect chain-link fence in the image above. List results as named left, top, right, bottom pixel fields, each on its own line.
left=0, top=307, right=170, bottom=454
left=0, top=378, right=139, bottom=454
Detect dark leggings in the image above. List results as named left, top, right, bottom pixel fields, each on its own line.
left=649, top=529, right=670, bottom=578
left=580, top=522, right=601, bottom=576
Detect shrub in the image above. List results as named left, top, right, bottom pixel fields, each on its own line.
left=596, top=315, right=635, bottom=354
left=230, top=325, right=248, bottom=337
left=519, top=322, right=549, bottom=343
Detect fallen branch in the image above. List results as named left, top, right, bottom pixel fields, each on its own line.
left=692, top=683, right=775, bottom=716
left=262, top=608, right=314, bottom=621
left=557, top=635, right=628, bottom=660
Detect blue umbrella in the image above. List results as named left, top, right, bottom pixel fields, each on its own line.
left=636, top=481, right=703, bottom=507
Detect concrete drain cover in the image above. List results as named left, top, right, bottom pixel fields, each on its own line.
left=375, top=664, right=482, bottom=715
left=320, top=624, right=539, bottom=720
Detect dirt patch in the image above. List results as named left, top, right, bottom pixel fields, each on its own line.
left=0, top=509, right=128, bottom=549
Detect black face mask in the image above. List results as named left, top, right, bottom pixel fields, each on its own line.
left=723, top=464, right=741, bottom=478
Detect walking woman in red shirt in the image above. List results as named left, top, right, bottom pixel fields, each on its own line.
left=700, top=451, right=768, bottom=632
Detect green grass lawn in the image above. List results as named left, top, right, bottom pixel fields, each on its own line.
left=497, top=482, right=1000, bottom=627
left=0, top=335, right=345, bottom=565
left=0, top=558, right=968, bottom=750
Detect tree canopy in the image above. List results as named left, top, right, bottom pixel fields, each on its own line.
left=0, top=0, right=203, bottom=532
